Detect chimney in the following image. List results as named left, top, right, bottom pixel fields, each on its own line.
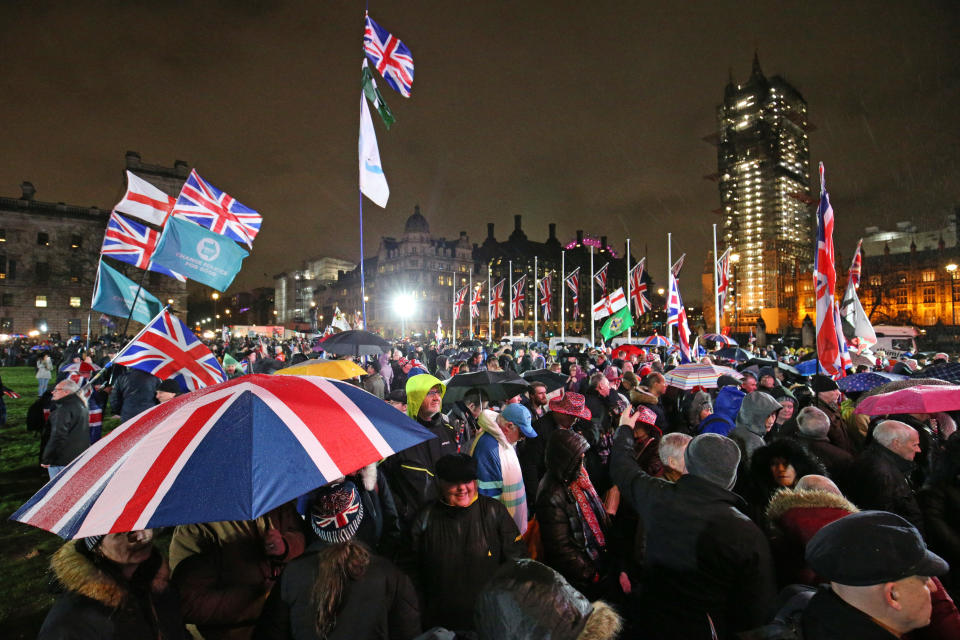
left=20, top=181, right=35, bottom=200
left=125, top=150, right=142, bottom=168
left=459, top=231, right=467, bottom=239
left=514, top=214, right=522, bottom=232
left=174, top=160, right=190, bottom=176
left=548, top=223, right=556, bottom=240
left=576, top=230, right=584, bottom=245
left=600, top=236, right=608, bottom=252
left=487, top=223, right=495, bottom=239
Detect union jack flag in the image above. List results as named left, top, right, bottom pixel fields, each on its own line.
left=593, top=262, right=609, bottom=295
left=489, top=279, right=505, bottom=319
left=511, top=275, right=527, bottom=319
left=172, top=170, right=261, bottom=248
left=666, top=257, right=692, bottom=363
left=454, top=286, right=468, bottom=320
left=565, top=268, right=580, bottom=317
left=630, top=258, right=652, bottom=315
left=847, top=239, right=863, bottom=290
left=101, top=212, right=186, bottom=282
left=716, top=248, right=732, bottom=312
left=538, top=273, right=553, bottom=321
left=814, top=163, right=848, bottom=377
left=364, top=13, right=414, bottom=98
left=115, top=309, right=227, bottom=392
left=470, top=284, right=483, bottom=318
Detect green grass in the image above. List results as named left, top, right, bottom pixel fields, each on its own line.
left=0, top=367, right=121, bottom=638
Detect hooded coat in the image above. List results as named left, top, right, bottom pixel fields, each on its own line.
left=741, top=439, right=827, bottom=524
left=729, top=391, right=782, bottom=463
left=699, top=386, right=744, bottom=437
left=39, top=542, right=185, bottom=640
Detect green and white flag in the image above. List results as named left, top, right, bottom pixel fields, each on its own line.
left=361, top=59, right=395, bottom=129
left=600, top=305, right=634, bottom=341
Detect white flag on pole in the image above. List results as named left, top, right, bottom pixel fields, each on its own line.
left=114, top=171, right=175, bottom=227
left=359, top=93, right=389, bottom=208
left=592, top=287, right=627, bottom=320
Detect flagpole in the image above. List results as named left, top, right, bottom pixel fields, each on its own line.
left=626, top=238, right=632, bottom=342
left=469, top=269, right=473, bottom=340
left=713, top=223, right=720, bottom=334
left=121, top=267, right=151, bottom=339
left=358, top=192, right=367, bottom=329
left=508, top=260, right=514, bottom=337
left=487, top=263, right=492, bottom=340
left=451, top=273, right=456, bottom=346
left=589, top=246, right=595, bottom=348
left=560, top=251, right=566, bottom=343
left=534, top=256, right=539, bottom=344
left=87, top=258, right=103, bottom=348
left=666, top=233, right=673, bottom=343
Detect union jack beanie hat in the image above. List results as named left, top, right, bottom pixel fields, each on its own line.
left=310, top=481, right=364, bottom=544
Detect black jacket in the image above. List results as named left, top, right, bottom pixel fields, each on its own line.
left=801, top=586, right=899, bottom=639
left=108, top=368, right=159, bottom=423
left=254, top=542, right=420, bottom=640
left=42, top=394, right=90, bottom=466
left=407, top=495, right=526, bottom=631
left=841, top=440, right=925, bottom=535
left=610, top=425, right=777, bottom=639
left=919, top=478, right=960, bottom=575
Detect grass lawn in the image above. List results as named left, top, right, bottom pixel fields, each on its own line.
left=0, top=367, right=120, bottom=638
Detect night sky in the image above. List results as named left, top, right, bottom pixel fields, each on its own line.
left=1, top=1, right=958, bottom=301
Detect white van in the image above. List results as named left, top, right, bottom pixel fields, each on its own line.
left=548, top=337, right=592, bottom=354
left=871, top=325, right=919, bottom=357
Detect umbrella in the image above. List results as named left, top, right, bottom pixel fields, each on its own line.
left=742, top=358, right=801, bottom=377
left=30, top=345, right=51, bottom=351
left=442, top=370, right=531, bottom=406
left=702, top=333, right=738, bottom=346
left=520, top=369, right=569, bottom=394
left=318, top=330, right=392, bottom=357
left=11, top=374, right=437, bottom=539
left=914, top=362, right=960, bottom=383
left=794, top=359, right=821, bottom=376
left=855, top=384, right=960, bottom=415
left=276, top=359, right=366, bottom=380
left=856, top=377, right=954, bottom=402
left=612, top=344, right=645, bottom=360
left=639, top=334, right=672, bottom=346
left=715, top=347, right=751, bottom=362
left=664, top=363, right=743, bottom=390
left=837, top=372, right=907, bottom=393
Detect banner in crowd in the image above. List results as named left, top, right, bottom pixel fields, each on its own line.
left=151, top=216, right=248, bottom=292
left=91, top=261, right=163, bottom=325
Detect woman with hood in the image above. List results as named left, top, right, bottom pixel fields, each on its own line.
left=698, top=384, right=744, bottom=436
left=742, top=438, right=827, bottom=524
left=680, top=390, right=713, bottom=436
left=729, top=391, right=783, bottom=463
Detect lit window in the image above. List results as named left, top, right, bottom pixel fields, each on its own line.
left=35, top=295, right=47, bottom=308
left=70, top=296, right=82, bottom=308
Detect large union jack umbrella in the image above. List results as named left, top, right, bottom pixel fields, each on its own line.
left=639, top=334, right=673, bottom=346
left=701, top=333, right=738, bottom=347
left=11, top=375, right=437, bottom=539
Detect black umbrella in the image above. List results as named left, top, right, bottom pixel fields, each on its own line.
left=741, top=357, right=801, bottom=377
left=442, top=370, right=531, bottom=407
left=914, top=362, right=960, bottom=383
left=715, top=347, right=751, bottom=362
left=521, top=368, right=569, bottom=394
left=319, top=330, right=393, bottom=357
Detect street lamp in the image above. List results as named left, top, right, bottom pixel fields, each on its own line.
left=394, top=293, right=415, bottom=338
left=212, top=292, right=220, bottom=323
left=947, top=263, right=958, bottom=326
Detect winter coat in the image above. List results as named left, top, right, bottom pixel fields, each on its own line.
left=361, top=372, right=386, bottom=399
left=42, top=393, right=90, bottom=466
left=108, top=368, right=160, bottom=423
left=407, top=495, right=526, bottom=631
left=253, top=542, right=420, bottom=640
left=919, top=477, right=960, bottom=581
left=841, top=440, right=925, bottom=535
left=813, top=397, right=856, bottom=455
left=610, top=425, right=777, bottom=639
left=793, top=431, right=854, bottom=478
left=712, top=385, right=746, bottom=427
left=741, top=438, right=827, bottom=525
left=681, top=390, right=713, bottom=435
left=169, top=503, right=306, bottom=639
left=471, top=410, right=529, bottom=533
left=729, top=391, right=782, bottom=464
left=765, top=488, right=858, bottom=588
left=801, top=586, right=902, bottom=639
left=517, top=411, right=561, bottom=515
left=39, top=542, right=185, bottom=640
left=37, top=356, right=54, bottom=380
left=629, top=387, right=668, bottom=432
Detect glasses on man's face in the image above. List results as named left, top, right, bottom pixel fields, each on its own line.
left=425, top=389, right=442, bottom=397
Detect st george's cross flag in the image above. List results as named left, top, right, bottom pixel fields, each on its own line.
left=115, top=308, right=227, bottom=392
left=114, top=171, right=175, bottom=227
left=539, top=273, right=553, bottom=321
left=363, top=12, right=415, bottom=98
left=101, top=211, right=186, bottom=282
left=814, top=163, right=849, bottom=377
left=172, top=170, right=262, bottom=248
left=593, top=262, right=609, bottom=295
left=592, top=287, right=626, bottom=320
left=511, top=275, right=527, bottom=319
left=470, top=284, right=483, bottom=319
left=489, top=279, right=505, bottom=319
left=629, top=258, right=652, bottom=315
left=454, top=286, right=468, bottom=320
left=565, top=268, right=580, bottom=317
left=359, top=93, right=390, bottom=208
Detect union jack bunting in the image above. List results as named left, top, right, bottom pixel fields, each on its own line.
left=172, top=169, right=262, bottom=248
left=114, top=308, right=227, bottom=392
left=511, top=275, right=527, bottom=319
left=565, top=268, right=580, bottom=317
left=716, top=248, right=732, bottom=311
left=470, top=285, right=483, bottom=318
left=114, top=171, right=175, bottom=227
left=363, top=12, right=415, bottom=98
left=630, top=259, right=652, bottom=315
left=593, top=262, right=609, bottom=295
left=666, top=258, right=692, bottom=363
left=847, top=239, right=863, bottom=290
left=814, top=163, right=848, bottom=377
left=538, top=273, right=553, bottom=321
left=101, top=212, right=185, bottom=282
left=454, top=286, right=468, bottom=320
left=489, top=279, right=505, bottom=319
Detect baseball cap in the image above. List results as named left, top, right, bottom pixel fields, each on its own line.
left=501, top=403, right=537, bottom=438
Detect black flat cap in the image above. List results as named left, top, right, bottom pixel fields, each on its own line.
left=436, top=453, right=477, bottom=483
left=810, top=374, right=839, bottom=393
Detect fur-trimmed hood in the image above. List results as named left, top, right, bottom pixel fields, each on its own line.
left=749, top=438, right=827, bottom=492
left=578, top=600, right=622, bottom=640
left=765, top=488, right=859, bottom=524
left=50, top=540, right=170, bottom=609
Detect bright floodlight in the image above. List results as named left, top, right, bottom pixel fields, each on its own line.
left=394, top=293, right=415, bottom=318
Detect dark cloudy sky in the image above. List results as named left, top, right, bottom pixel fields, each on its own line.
left=1, top=1, right=958, bottom=301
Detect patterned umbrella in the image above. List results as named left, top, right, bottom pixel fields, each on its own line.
left=837, top=372, right=907, bottom=393
left=664, top=363, right=743, bottom=390
left=702, top=333, right=738, bottom=346
left=11, top=374, right=436, bottom=539
left=855, top=384, right=960, bottom=415
left=276, top=359, right=366, bottom=380
left=639, top=334, right=672, bottom=346
left=914, top=362, right=960, bottom=384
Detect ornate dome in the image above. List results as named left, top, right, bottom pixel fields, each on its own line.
left=404, top=205, right=430, bottom=235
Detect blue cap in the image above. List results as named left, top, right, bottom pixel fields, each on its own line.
left=501, top=403, right=537, bottom=439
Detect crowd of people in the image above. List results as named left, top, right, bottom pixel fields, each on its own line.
left=4, top=333, right=960, bottom=639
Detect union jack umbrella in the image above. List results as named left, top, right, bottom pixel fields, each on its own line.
left=363, top=12, right=415, bottom=98
left=701, top=333, right=738, bottom=347
left=10, top=375, right=437, bottom=539
left=101, top=211, right=185, bottom=282
left=639, top=334, right=673, bottom=346
left=172, top=169, right=262, bottom=248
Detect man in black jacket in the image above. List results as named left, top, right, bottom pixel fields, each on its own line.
left=108, top=368, right=160, bottom=422
left=611, top=411, right=776, bottom=639
left=41, top=380, right=90, bottom=479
